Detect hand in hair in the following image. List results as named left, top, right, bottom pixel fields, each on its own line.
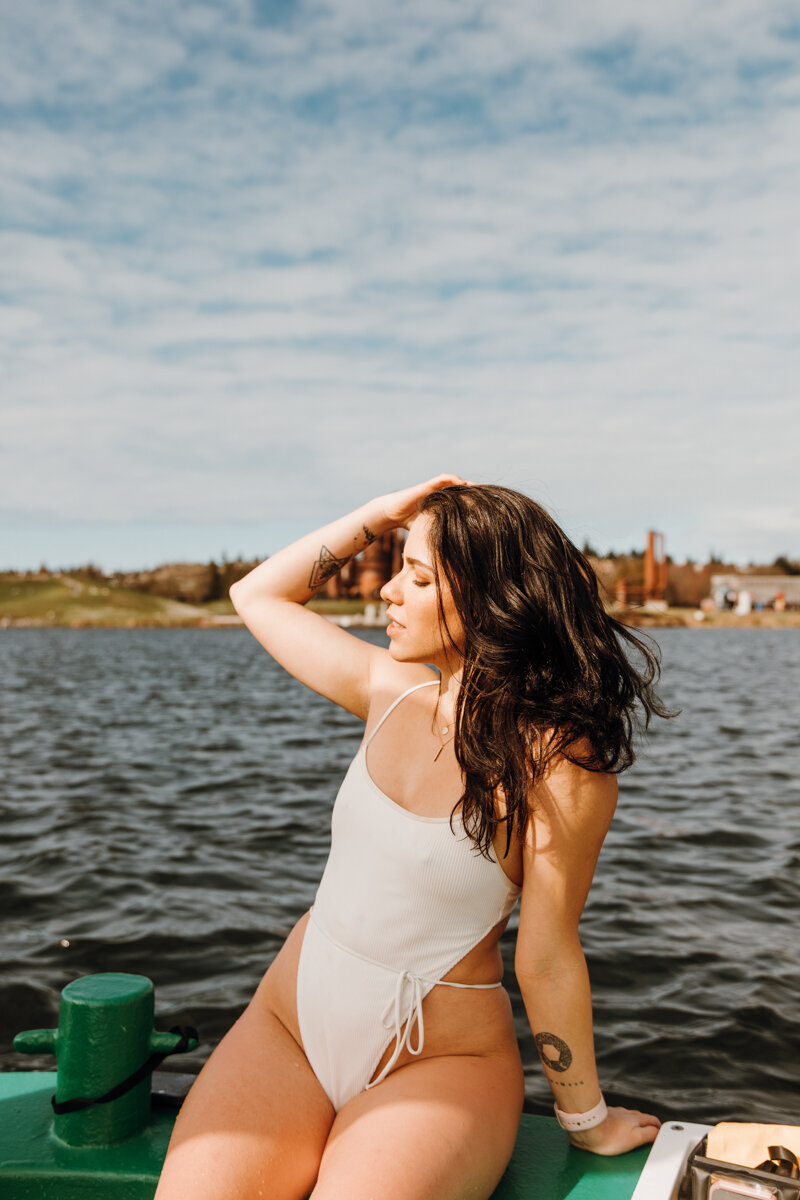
left=379, top=475, right=468, bottom=529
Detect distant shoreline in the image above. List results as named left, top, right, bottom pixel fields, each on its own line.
left=2, top=571, right=799, bottom=630
left=2, top=609, right=800, bottom=630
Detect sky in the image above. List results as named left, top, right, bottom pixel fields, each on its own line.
left=2, top=0, right=799, bottom=572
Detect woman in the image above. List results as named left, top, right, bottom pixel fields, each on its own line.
left=156, top=476, right=664, bottom=1200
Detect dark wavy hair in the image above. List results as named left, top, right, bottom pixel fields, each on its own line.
left=418, top=484, right=673, bottom=857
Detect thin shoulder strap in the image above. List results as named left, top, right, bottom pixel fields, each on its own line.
left=364, top=679, right=439, bottom=747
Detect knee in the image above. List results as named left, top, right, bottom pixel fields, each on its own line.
left=157, top=1134, right=319, bottom=1200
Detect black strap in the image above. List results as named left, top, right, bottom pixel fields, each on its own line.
left=757, top=1145, right=800, bottom=1180
left=51, top=1025, right=198, bottom=1115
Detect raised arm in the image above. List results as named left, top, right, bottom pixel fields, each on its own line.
left=229, top=476, right=464, bottom=719
left=515, top=754, right=660, bottom=1155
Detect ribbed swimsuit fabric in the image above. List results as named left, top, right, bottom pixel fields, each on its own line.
left=296, top=679, right=522, bottom=1111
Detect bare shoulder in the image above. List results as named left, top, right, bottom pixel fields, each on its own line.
left=531, top=741, right=618, bottom=833
left=523, top=737, right=618, bottom=867
left=364, top=657, right=439, bottom=732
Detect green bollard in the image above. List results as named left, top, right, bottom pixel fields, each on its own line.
left=13, top=972, right=197, bottom=1148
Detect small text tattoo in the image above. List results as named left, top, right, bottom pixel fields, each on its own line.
left=534, top=1032, right=573, bottom=1074
left=308, top=546, right=351, bottom=590
left=362, top=524, right=376, bottom=545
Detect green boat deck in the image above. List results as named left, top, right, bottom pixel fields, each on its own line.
left=496, top=1111, right=650, bottom=1199
left=0, top=1071, right=651, bottom=1200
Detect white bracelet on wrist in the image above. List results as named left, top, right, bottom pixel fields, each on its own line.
left=553, top=1094, right=608, bottom=1132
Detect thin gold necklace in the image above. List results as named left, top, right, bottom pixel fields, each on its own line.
left=433, top=700, right=455, bottom=761
left=433, top=735, right=454, bottom=762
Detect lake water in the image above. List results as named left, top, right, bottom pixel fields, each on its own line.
left=1, top=627, right=799, bottom=1124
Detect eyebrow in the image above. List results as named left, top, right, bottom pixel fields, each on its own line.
left=404, top=554, right=434, bottom=572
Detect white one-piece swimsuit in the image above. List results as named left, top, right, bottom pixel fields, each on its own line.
left=296, top=680, right=521, bottom=1111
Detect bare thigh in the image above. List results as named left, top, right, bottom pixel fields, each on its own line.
left=155, top=920, right=333, bottom=1200
left=312, top=1050, right=524, bottom=1200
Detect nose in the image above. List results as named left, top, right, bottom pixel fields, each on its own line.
left=380, top=571, right=402, bottom=605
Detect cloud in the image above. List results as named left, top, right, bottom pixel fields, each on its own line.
left=1, top=0, right=799, bottom=566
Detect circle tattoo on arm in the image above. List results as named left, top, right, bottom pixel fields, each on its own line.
left=534, top=1032, right=573, bottom=1073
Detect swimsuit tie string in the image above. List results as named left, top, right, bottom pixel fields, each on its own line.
left=365, top=965, right=504, bottom=1092
left=368, top=971, right=425, bottom=1090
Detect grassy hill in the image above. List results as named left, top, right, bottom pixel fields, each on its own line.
left=0, top=573, right=217, bottom=627
left=0, top=574, right=368, bottom=627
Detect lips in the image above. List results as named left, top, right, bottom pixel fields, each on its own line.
left=386, top=610, right=405, bottom=634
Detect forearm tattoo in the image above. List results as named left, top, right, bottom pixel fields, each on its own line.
left=362, top=524, right=376, bottom=545
left=308, top=546, right=351, bottom=590
left=534, top=1032, right=573, bottom=1074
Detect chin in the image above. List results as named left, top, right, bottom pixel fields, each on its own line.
left=394, top=647, right=443, bottom=671
left=388, top=639, right=423, bottom=663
